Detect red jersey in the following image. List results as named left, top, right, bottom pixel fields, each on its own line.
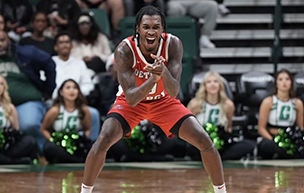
left=109, top=33, right=193, bottom=137
left=117, top=33, right=172, bottom=102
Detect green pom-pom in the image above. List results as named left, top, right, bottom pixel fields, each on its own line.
left=124, top=125, right=147, bottom=154
left=274, top=128, right=296, bottom=155
left=51, top=130, right=81, bottom=155
left=204, top=123, right=224, bottom=150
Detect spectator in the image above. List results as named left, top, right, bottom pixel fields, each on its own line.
left=36, top=0, right=81, bottom=35
left=0, top=75, right=39, bottom=165
left=215, top=0, right=230, bottom=16
left=166, top=0, right=218, bottom=49
left=71, top=12, right=112, bottom=74
left=124, top=0, right=165, bottom=16
left=0, top=0, right=33, bottom=42
left=0, top=13, right=7, bottom=32
left=258, top=69, right=304, bottom=159
left=0, top=31, right=56, bottom=155
left=95, top=53, right=119, bottom=117
left=19, top=12, right=55, bottom=55
left=187, top=71, right=256, bottom=160
left=41, top=79, right=92, bottom=163
left=75, top=0, right=125, bottom=44
left=52, top=32, right=100, bottom=141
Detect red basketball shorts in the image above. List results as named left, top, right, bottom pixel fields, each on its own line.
left=108, top=95, right=193, bottom=137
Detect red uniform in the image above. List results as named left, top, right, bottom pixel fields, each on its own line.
left=108, top=33, right=193, bottom=137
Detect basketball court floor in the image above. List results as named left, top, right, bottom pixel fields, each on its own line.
left=0, top=159, right=304, bottom=193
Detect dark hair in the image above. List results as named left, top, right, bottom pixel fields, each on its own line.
left=273, top=69, right=296, bottom=98
left=54, top=31, right=72, bottom=45
left=53, top=79, right=87, bottom=119
left=72, top=12, right=100, bottom=45
left=30, top=11, right=49, bottom=32
left=30, top=11, right=48, bottom=23
left=0, top=13, right=8, bottom=32
left=133, top=5, right=166, bottom=45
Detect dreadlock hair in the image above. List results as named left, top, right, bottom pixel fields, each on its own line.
left=132, top=5, right=166, bottom=47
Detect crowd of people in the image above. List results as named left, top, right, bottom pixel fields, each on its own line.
left=0, top=0, right=303, bottom=167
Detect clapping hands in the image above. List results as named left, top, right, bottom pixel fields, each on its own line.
left=144, top=54, right=165, bottom=82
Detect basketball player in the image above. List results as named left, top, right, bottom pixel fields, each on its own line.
left=81, top=6, right=227, bottom=193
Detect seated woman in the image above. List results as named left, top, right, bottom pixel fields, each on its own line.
left=187, top=71, right=256, bottom=160
left=0, top=75, right=38, bottom=164
left=19, top=11, right=55, bottom=55
left=70, top=12, right=112, bottom=74
left=258, top=69, right=304, bottom=159
left=40, top=79, right=92, bottom=163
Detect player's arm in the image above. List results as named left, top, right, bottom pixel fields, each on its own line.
left=157, top=35, right=183, bottom=97
left=40, top=106, right=60, bottom=141
left=258, top=96, right=273, bottom=140
left=144, top=35, right=182, bottom=97
left=115, top=42, right=157, bottom=106
left=295, top=98, right=304, bottom=130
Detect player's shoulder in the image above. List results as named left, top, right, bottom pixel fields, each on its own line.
left=166, top=33, right=183, bottom=54
left=115, top=40, right=133, bottom=61
left=168, top=34, right=181, bottom=44
left=114, top=38, right=133, bottom=67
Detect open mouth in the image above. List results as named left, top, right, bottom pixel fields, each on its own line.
left=146, top=38, right=155, bottom=45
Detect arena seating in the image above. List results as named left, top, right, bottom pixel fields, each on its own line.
left=293, top=71, right=304, bottom=103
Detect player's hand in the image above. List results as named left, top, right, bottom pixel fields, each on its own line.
left=145, top=54, right=165, bottom=74
left=144, top=54, right=165, bottom=82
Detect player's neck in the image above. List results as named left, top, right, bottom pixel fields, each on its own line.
left=139, top=46, right=158, bottom=62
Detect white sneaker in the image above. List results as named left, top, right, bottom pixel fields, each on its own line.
left=218, top=4, right=230, bottom=16
left=199, top=35, right=216, bottom=49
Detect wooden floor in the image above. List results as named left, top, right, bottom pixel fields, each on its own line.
left=0, top=160, right=304, bottom=193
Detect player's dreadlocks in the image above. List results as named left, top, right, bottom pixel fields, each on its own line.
left=132, top=5, right=166, bottom=47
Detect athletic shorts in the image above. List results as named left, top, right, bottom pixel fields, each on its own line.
left=107, top=95, right=193, bottom=138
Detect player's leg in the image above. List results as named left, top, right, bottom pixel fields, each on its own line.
left=81, top=117, right=124, bottom=191
left=178, top=116, right=226, bottom=192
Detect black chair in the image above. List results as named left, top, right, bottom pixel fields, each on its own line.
left=188, top=71, right=234, bottom=100
left=235, top=71, right=275, bottom=139
left=293, top=71, right=304, bottom=103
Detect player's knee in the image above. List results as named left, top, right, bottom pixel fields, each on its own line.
left=195, top=134, right=214, bottom=152
left=201, top=143, right=216, bottom=153
left=92, top=131, right=117, bottom=153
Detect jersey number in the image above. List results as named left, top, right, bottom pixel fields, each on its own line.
left=149, top=83, right=158, bottom=95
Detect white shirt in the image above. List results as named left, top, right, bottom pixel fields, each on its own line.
left=0, top=106, right=11, bottom=129
left=52, top=56, right=94, bottom=99
left=197, top=102, right=222, bottom=126
left=71, top=33, right=112, bottom=63
left=268, top=95, right=297, bottom=127
left=52, top=105, right=81, bottom=132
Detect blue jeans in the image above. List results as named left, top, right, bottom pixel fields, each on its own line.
left=16, top=101, right=47, bottom=152
left=88, top=106, right=101, bottom=141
